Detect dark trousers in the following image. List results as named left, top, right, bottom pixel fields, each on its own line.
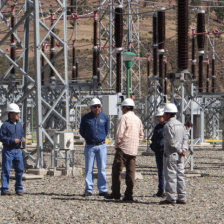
left=155, top=151, right=164, bottom=193
left=111, top=148, right=136, bottom=198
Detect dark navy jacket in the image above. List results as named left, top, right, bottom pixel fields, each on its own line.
left=79, top=112, right=109, bottom=144
left=150, top=121, right=167, bottom=154
left=0, top=119, right=24, bottom=150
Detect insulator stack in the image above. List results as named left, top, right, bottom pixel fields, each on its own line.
left=158, top=8, right=165, bottom=93
left=197, top=10, right=205, bottom=50
left=10, top=5, right=16, bottom=80
left=72, top=40, right=76, bottom=83
left=177, top=0, right=189, bottom=71
left=115, top=5, right=123, bottom=93
left=75, top=60, right=79, bottom=80
left=164, top=57, right=167, bottom=95
left=147, top=56, right=150, bottom=77
left=212, top=55, right=215, bottom=92
left=70, top=0, right=74, bottom=14
left=115, top=5, right=123, bottom=48
left=41, top=44, right=45, bottom=85
left=206, top=59, right=209, bottom=92
left=191, top=29, right=196, bottom=79
left=50, top=14, right=55, bottom=81
left=197, top=10, right=205, bottom=92
left=93, top=11, right=99, bottom=80
left=116, top=53, right=121, bottom=92
left=153, top=13, right=158, bottom=76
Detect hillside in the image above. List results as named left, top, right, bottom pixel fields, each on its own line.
left=0, top=0, right=223, bottom=94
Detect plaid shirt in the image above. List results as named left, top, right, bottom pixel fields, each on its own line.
left=115, top=111, right=143, bottom=156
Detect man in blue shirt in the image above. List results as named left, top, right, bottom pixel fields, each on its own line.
left=79, top=98, right=109, bottom=197
left=0, top=103, right=25, bottom=196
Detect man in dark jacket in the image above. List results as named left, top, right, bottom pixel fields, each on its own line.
left=0, top=103, right=25, bottom=196
left=79, top=98, right=109, bottom=197
left=150, top=108, right=166, bottom=197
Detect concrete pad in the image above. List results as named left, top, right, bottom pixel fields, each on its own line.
left=47, top=169, right=62, bottom=177
left=62, top=167, right=83, bottom=176
left=27, top=168, right=48, bottom=176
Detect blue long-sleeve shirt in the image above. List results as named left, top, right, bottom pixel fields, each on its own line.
left=79, top=112, right=109, bottom=144
left=0, top=119, right=24, bottom=150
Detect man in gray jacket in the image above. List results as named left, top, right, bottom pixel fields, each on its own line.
left=159, top=103, right=188, bottom=205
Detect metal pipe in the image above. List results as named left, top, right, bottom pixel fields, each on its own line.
left=212, top=55, right=215, bottom=93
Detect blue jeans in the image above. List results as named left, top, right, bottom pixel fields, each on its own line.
left=84, top=144, right=107, bottom=193
left=155, top=151, right=164, bottom=193
left=1, top=149, right=24, bottom=193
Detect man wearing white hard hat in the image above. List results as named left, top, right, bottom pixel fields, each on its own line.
left=0, top=103, right=25, bottom=196
left=79, top=98, right=109, bottom=197
left=150, top=108, right=166, bottom=197
left=159, top=103, right=188, bottom=205
left=105, top=98, right=143, bottom=202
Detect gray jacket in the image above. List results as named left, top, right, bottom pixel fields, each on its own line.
left=163, top=117, right=188, bottom=157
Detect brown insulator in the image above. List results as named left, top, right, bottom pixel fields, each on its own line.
left=70, top=0, right=74, bottom=14
left=96, top=49, right=100, bottom=83
left=177, top=0, right=189, bottom=71
left=164, top=57, right=167, bottom=95
left=10, top=5, right=16, bottom=79
left=211, top=56, right=215, bottom=93
left=153, top=13, right=158, bottom=76
left=197, top=10, right=205, bottom=50
left=147, top=56, right=150, bottom=77
left=93, top=11, right=97, bottom=46
left=158, top=8, right=165, bottom=50
left=116, top=52, right=121, bottom=93
left=72, top=40, right=76, bottom=83
left=206, top=59, right=209, bottom=93
left=75, top=60, right=79, bottom=80
left=41, top=43, right=45, bottom=85
left=191, top=30, right=196, bottom=80
left=50, top=14, right=55, bottom=79
left=115, top=5, right=123, bottom=48
left=198, top=54, right=204, bottom=92
left=197, top=10, right=205, bottom=92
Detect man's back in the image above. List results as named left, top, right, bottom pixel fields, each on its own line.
left=115, top=111, right=143, bottom=156
left=163, top=117, right=187, bottom=156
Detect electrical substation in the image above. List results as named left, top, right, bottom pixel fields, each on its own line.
left=0, top=0, right=223, bottom=173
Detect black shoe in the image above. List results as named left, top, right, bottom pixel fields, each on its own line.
left=176, top=200, right=186, bottom=205
left=153, top=191, right=166, bottom=197
left=1, top=191, right=11, bottom=196
left=82, top=192, right=92, bottom=197
left=16, top=192, right=23, bottom=196
left=105, top=193, right=120, bottom=200
left=122, top=196, right=134, bottom=202
left=99, top=192, right=109, bottom=197
left=159, top=200, right=175, bottom=206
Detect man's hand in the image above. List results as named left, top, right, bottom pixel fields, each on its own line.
left=182, top=149, right=186, bottom=157
left=15, top=139, right=20, bottom=144
left=21, top=137, right=26, bottom=142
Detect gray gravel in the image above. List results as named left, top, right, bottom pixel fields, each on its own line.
left=0, top=145, right=223, bottom=224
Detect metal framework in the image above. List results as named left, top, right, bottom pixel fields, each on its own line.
left=98, top=0, right=141, bottom=97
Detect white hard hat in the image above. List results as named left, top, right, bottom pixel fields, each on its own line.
left=156, top=108, right=164, bottom=116
left=121, top=98, right=135, bottom=107
left=6, top=103, right=21, bottom=113
left=90, top=98, right=101, bottom=106
left=164, top=103, right=178, bottom=113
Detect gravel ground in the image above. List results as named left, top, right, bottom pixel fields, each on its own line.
left=0, top=145, right=223, bottom=224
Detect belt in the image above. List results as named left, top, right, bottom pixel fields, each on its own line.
left=86, top=141, right=105, bottom=146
